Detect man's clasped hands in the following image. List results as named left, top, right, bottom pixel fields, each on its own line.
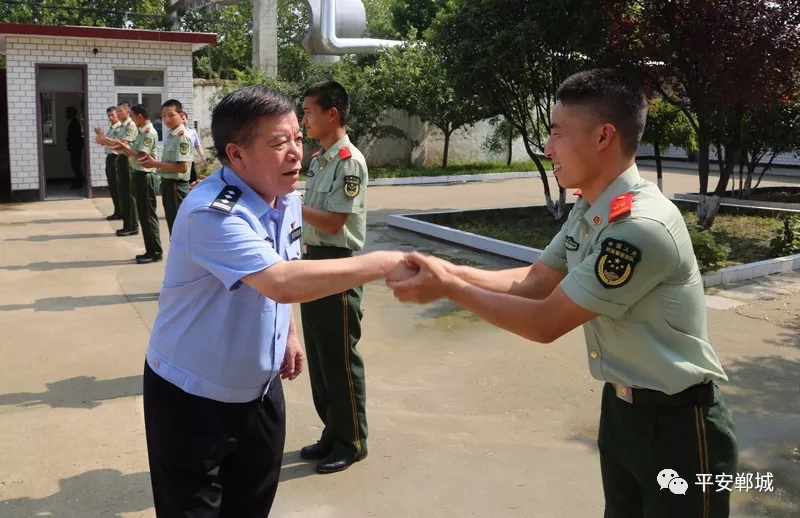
left=384, top=252, right=466, bottom=305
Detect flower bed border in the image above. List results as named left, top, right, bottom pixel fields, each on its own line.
left=387, top=200, right=800, bottom=288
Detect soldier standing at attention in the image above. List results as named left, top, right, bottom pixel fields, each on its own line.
left=388, top=69, right=738, bottom=518
left=93, top=106, right=122, bottom=221
left=115, top=102, right=139, bottom=237
left=137, top=99, right=194, bottom=236
left=111, top=104, right=163, bottom=264
left=299, top=80, right=370, bottom=474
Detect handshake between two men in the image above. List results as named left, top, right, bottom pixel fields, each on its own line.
left=385, top=252, right=460, bottom=305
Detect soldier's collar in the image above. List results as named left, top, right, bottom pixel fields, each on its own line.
left=220, top=166, right=278, bottom=219
left=111, top=121, right=121, bottom=128
left=583, top=164, right=641, bottom=227
left=123, top=118, right=133, bottom=126
left=173, top=124, right=187, bottom=135
left=320, top=134, right=351, bottom=163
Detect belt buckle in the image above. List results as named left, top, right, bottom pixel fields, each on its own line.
left=302, top=244, right=308, bottom=254
left=614, top=384, right=633, bottom=404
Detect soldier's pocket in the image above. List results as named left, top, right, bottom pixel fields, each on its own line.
left=309, top=170, right=336, bottom=193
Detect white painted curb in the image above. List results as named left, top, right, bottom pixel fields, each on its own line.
left=387, top=210, right=800, bottom=288
left=296, top=171, right=543, bottom=190
left=674, top=193, right=800, bottom=212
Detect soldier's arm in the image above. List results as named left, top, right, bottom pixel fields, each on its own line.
left=301, top=205, right=349, bottom=235
left=444, top=222, right=570, bottom=300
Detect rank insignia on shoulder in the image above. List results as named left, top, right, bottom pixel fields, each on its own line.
left=180, top=142, right=190, bottom=155
left=343, top=175, right=361, bottom=198
left=594, top=237, right=641, bottom=289
left=265, top=236, right=274, bottom=247
left=210, top=185, right=241, bottom=214
left=608, top=192, right=634, bottom=222
left=289, top=226, right=302, bottom=244
left=565, top=235, right=579, bottom=251
left=338, top=147, right=352, bottom=160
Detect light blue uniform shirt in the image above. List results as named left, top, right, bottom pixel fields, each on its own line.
left=146, top=166, right=303, bottom=403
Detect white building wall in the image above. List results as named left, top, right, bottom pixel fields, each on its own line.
left=5, top=35, right=195, bottom=195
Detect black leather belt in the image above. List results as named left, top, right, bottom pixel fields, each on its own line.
left=612, top=382, right=714, bottom=407
left=303, top=245, right=353, bottom=259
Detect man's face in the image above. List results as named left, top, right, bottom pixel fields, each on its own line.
left=235, top=111, right=303, bottom=199
left=301, top=96, right=333, bottom=139
left=107, top=110, right=119, bottom=125
left=544, top=101, right=606, bottom=189
left=132, top=113, right=147, bottom=128
left=162, top=107, right=181, bottom=130
left=116, top=105, right=130, bottom=120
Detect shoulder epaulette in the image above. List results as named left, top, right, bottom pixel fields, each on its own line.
left=178, top=131, right=185, bottom=137
left=311, top=151, right=320, bottom=158
left=210, top=185, right=242, bottom=214
left=608, top=192, right=634, bottom=222
left=338, top=147, right=352, bottom=160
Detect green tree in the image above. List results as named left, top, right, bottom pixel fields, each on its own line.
left=0, top=0, right=168, bottom=29
left=185, top=2, right=253, bottom=80
left=390, top=0, right=441, bottom=36
left=434, top=0, right=605, bottom=219
left=483, top=117, right=520, bottom=167
left=369, top=41, right=495, bottom=168
left=641, top=96, right=697, bottom=192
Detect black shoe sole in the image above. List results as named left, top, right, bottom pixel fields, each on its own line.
left=316, top=451, right=368, bottom=474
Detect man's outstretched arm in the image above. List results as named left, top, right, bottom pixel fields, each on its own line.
left=445, top=260, right=567, bottom=300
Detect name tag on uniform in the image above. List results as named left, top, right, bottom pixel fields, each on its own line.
left=289, top=227, right=302, bottom=244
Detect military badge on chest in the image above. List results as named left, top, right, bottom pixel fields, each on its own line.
left=565, top=235, right=580, bottom=251
left=343, top=175, right=361, bottom=198
left=595, top=237, right=641, bottom=288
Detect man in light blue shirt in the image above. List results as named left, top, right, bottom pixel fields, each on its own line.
left=143, top=86, right=404, bottom=518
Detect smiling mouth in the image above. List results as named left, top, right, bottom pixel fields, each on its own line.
left=553, top=165, right=562, bottom=173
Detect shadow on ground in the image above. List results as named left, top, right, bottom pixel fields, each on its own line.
left=4, top=217, right=109, bottom=226
left=0, top=375, right=143, bottom=409
left=4, top=233, right=114, bottom=242
left=0, top=469, right=152, bottom=518
left=0, top=292, right=160, bottom=311
left=279, top=450, right=318, bottom=482
left=0, top=259, right=136, bottom=272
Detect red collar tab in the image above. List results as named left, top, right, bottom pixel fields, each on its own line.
left=177, top=131, right=184, bottom=136
left=144, top=127, right=150, bottom=132
left=311, top=151, right=320, bottom=158
left=573, top=189, right=583, bottom=197
left=608, top=193, right=634, bottom=222
left=338, top=147, right=352, bottom=160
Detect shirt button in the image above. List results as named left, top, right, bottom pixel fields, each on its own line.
left=153, top=360, right=160, bottom=368
left=590, top=351, right=600, bottom=359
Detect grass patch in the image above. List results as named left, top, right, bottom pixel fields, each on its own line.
left=449, top=209, right=784, bottom=269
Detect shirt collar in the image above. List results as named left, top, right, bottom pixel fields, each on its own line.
left=584, top=164, right=641, bottom=227
left=321, top=134, right=351, bottom=163
left=221, top=166, right=290, bottom=220
left=111, top=121, right=121, bottom=128
left=122, top=118, right=133, bottom=126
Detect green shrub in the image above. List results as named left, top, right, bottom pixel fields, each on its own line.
left=769, top=216, right=800, bottom=257
left=689, top=227, right=731, bottom=273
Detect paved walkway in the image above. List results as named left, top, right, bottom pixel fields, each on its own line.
left=0, top=167, right=799, bottom=517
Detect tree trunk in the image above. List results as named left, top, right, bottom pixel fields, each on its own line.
left=442, top=129, right=451, bottom=169
left=696, top=124, right=711, bottom=224
left=700, top=146, right=740, bottom=229
left=654, top=141, right=663, bottom=193
left=520, top=133, right=558, bottom=219
left=506, top=126, right=513, bottom=167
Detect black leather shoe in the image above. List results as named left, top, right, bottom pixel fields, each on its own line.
left=116, top=229, right=138, bottom=237
left=136, top=254, right=163, bottom=264
left=300, top=442, right=333, bottom=461
left=106, top=214, right=122, bottom=221
left=316, top=451, right=368, bottom=474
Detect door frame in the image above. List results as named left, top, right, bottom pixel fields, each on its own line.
left=34, top=63, right=90, bottom=201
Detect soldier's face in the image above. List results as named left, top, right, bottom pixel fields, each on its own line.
left=545, top=102, right=610, bottom=188
left=116, top=105, right=130, bottom=120
left=162, top=107, right=182, bottom=130
left=230, top=111, right=304, bottom=199
left=107, top=111, right=119, bottom=124
left=301, top=96, right=334, bottom=139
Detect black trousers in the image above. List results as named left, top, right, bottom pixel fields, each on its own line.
left=599, top=382, right=738, bottom=518
left=143, top=363, right=286, bottom=518
left=70, top=149, right=83, bottom=183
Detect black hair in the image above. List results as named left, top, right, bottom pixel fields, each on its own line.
left=116, top=101, right=130, bottom=109
left=65, top=106, right=77, bottom=118
left=106, top=106, right=117, bottom=114
left=555, top=68, right=648, bottom=156
left=131, top=104, right=149, bottom=119
left=161, top=99, right=183, bottom=113
left=212, top=85, right=297, bottom=164
left=303, top=80, right=350, bottom=126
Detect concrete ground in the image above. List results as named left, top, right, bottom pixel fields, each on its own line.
left=0, top=166, right=799, bottom=518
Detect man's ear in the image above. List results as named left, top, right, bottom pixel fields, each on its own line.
left=329, top=107, right=340, bottom=125
left=597, top=123, right=617, bottom=151
left=225, top=143, right=243, bottom=169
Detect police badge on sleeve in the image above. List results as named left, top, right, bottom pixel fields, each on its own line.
left=595, top=237, right=641, bottom=288
left=343, top=175, right=361, bottom=198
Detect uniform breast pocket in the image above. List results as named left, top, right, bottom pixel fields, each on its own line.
left=309, top=172, right=335, bottom=194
